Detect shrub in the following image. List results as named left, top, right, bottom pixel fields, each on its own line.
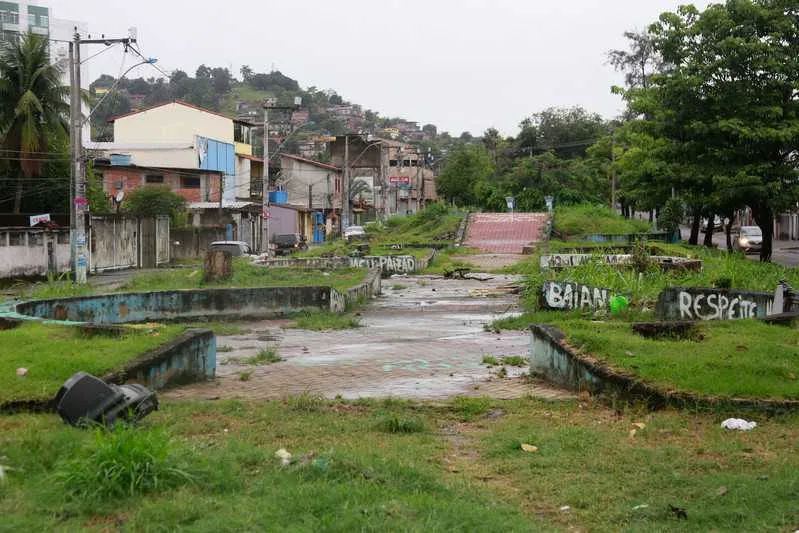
left=245, top=348, right=281, bottom=365
left=377, top=415, right=425, bottom=434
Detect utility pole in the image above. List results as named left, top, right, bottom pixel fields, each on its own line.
left=415, top=150, right=422, bottom=212
left=262, top=105, right=270, bottom=254
left=261, top=97, right=301, bottom=254
left=68, top=42, right=76, bottom=273
left=70, top=31, right=137, bottom=283
left=611, top=130, right=617, bottom=212
left=342, top=135, right=350, bottom=232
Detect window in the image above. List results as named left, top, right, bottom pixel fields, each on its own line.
left=57, top=232, right=70, bottom=244
left=0, top=11, right=19, bottom=24
left=234, top=123, right=251, bottom=144
left=8, top=232, right=25, bottom=246
left=410, top=160, right=418, bottom=167
left=181, top=177, right=201, bottom=189
left=389, top=160, right=398, bottom=167
left=403, top=160, right=411, bottom=167
left=145, top=174, right=164, bottom=184
left=0, top=232, right=6, bottom=246
left=335, top=177, right=341, bottom=193
left=38, top=14, right=47, bottom=26
left=29, top=233, right=43, bottom=246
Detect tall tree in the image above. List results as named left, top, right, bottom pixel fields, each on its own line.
left=0, top=33, right=70, bottom=213
left=436, top=145, right=494, bottom=206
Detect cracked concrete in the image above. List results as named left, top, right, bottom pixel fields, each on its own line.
left=164, top=273, right=573, bottom=401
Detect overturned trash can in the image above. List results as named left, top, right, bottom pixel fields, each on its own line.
left=55, top=372, right=159, bottom=427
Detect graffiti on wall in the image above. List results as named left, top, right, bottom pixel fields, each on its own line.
left=540, top=254, right=632, bottom=270
left=542, top=281, right=611, bottom=311
left=656, top=287, right=775, bottom=321
left=349, top=255, right=417, bottom=273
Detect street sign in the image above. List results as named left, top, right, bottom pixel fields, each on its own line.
left=389, top=176, right=411, bottom=185
left=29, top=213, right=50, bottom=226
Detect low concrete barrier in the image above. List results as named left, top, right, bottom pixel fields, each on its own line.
left=104, top=329, right=216, bottom=390
left=540, top=254, right=701, bottom=272
left=656, top=287, right=775, bottom=321
left=259, top=251, right=437, bottom=276
left=575, top=231, right=675, bottom=243
left=541, top=281, right=613, bottom=311
left=530, top=323, right=799, bottom=410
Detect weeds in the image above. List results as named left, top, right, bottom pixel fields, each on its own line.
left=391, top=284, right=408, bottom=291
left=502, top=356, right=527, bottom=367
left=377, top=415, right=425, bottom=434
left=287, top=310, right=361, bottom=331
left=218, top=345, right=234, bottom=353
left=239, top=371, right=252, bottom=381
left=245, top=348, right=281, bottom=365
left=453, top=396, right=492, bottom=421
left=481, top=356, right=499, bottom=366
left=287, top=391, right=326, bottom=412
left=55, top=425, right=193, bottom=504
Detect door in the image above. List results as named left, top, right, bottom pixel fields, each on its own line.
left=46, top=240, right=56, bottom=274
left=139, top=218, right=157, bottom=268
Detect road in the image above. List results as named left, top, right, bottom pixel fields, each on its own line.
left=682, top=227, right=799, bottom=267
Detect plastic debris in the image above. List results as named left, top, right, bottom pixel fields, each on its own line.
left=721, top=418, right=757, bottom=431
left=632, top=422, right=646, bottom=430
left=632, top=504, right=649, bottom=511
left=15, top=368, right=27, bottom=377
left=609, top=295, right=629, bottom=315
left=521, top=443, right=538, bottom=453
left=628, top=429, right=637, bottom=438
left=559, top=505, right=571, bottom=513
left=275, top=448, right=292, bottom=466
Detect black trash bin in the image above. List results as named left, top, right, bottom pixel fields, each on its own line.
left=55, top=372, right=159, bottom=427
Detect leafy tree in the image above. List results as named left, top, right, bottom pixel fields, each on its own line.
left=521, top=106, right=609, bottom=158
left=90, top=91, right=131, bottom=142
left=437, top=145, right=494, bottom=206
left=608, top=30, right=663, bottom=91
left=422, top=123, right=437, bottom=137
left=123, top=185, right=186, bottom=224
left=0, top=32, right=70, bottom=213
left=240, top=65, right=253, bottom=82
left=328, top=93, right=343, bottom=105
left=482, top=127, right=502, bottom=162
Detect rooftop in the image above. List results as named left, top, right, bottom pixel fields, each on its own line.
left=107, top=100, right=257, bottom=126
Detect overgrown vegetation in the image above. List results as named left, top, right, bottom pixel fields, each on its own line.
left=245, top=348, right=282, bottom=365
left=286, top=310, right=362, bottom=331
left=0, top=322, right=185, bottom=403
left=553, top=204, right=651, bottom=238
left=5, top=397, right=795, bottom=531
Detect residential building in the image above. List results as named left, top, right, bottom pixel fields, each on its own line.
left=89, top=100, right=263, bottom=251
left=276, top=153, right=342, bottom=242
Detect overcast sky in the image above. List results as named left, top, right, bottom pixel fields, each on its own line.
left=49, top=0, right=710, bottom=137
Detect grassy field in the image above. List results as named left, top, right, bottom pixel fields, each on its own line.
left=548, top=318, right=799, bottom=400
left=0, top=322, right=186, bottom=404
left=1, top=397, right=797, bottom=532
left=26, top=261, right=368, bottom=301
left=553, top=204, right=652, bottom=238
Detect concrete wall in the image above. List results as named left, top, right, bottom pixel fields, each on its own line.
left=15, top=286, right=336, bottom=324
left=576, top=232, right=673, bottom=243
left=89, top=215, right=170, bottom=272
left=260, top=251, right=436, bottom=276
left=541, top=281, right=611, bottom=311
left=114, top=102, right=234, bottom=145
left=656, top=287, right=775, bottom=321
left=280, top=155, right=340, bottom=210
left=540, top=254, right=701, bottom=271
left=530, top=324, right=603, bottom=393
left=104, top=329, right=216, bottom=390
left=101, top=147, right=198, bottom=170
left=100, top=165, right=222, bottom=203
left=0, top=229, right=70, bottom=278
left=330, top=268, right=382, bottom=312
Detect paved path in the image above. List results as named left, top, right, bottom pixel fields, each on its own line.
left=165, top=274, right=572, bottom=402
left=464, top=212, right=548, bottom=254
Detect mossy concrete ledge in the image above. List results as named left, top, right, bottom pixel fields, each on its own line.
left=529, top=323, right=799, bottom=411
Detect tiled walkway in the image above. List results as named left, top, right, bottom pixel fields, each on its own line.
left=464, top=212, right=548, bottom=254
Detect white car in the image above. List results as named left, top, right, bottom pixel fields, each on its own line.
left=343, top=225, right=367, bottom=242
left=208, top=241, right=256, bottom=257
left=734, top=226, right=763, bottom=254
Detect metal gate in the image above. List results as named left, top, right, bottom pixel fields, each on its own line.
left=139, top=218, right=157, bottom=268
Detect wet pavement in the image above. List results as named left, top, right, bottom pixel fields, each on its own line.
left=165, top=274, right=573, bottom=401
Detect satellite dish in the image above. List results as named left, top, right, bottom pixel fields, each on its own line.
left=115, top=190, right=125, bottom=203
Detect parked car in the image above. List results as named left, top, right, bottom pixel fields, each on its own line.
left=209, top=241, right=256, bottom=257
left=734, top=226, right=763, bottom=254
left=700, top=215, right=724, bottom=232
left=343, top=225, right=367, bottom=242
left=272, top=234, right=308, bottom=256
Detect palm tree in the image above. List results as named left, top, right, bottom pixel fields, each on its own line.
left=0, top=32, right=70, bottom=213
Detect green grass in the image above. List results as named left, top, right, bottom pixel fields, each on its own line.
left=367, top=204, right=464, bottom=245
left=377, top=415, right=426, bottom=434
left=391, top=284, right=408, bottom=291
left=122, top=260, right=367, bottom=293
left=245, top=348, right=282, bottom=365
left=423, top=246, right=479, bottom=275
left=554, top=204, right=651, bottom=238
left=286, top=310, right=362, bottom=331
left=0, top=322, right=185, bottom=404
left=553, top=318, right=799, bottom=400
left=502, top=356, right=527, bottom=367
left=482, top=355, right=499, bottom=366
left=4, top=397, right=797, bottom=531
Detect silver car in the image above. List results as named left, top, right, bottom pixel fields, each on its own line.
left=735, top=226, right=762, bottom=254
left=209, top=241, right=255, bottom=257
